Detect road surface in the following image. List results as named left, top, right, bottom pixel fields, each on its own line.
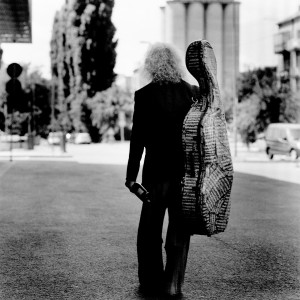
left=0, top=158, right=299, bottom=299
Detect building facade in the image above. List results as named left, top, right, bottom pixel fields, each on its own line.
left=0, top=0, right=31, bottom=44
left=274, top=9, right=300, bottom=92
left=161, top=0, right=240, bottom=96
left=0, top=0, right=31, bottom=68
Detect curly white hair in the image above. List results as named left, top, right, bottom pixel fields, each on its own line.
left=143, top=43, right=184, bottom=83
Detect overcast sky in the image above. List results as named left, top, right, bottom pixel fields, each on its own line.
left=1, top=0, right=300, bottom=78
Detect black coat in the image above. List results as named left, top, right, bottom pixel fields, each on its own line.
left=126, top=79, right=198, bottom=185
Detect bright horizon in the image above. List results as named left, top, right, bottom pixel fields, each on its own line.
left=1, top=0, right=300, bottom=79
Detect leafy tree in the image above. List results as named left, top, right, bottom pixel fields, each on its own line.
left=69, top=90, right=100, bottom=142
left=277, top=80, right=300, bottom=123
left=50, top=0, right=117, bottom=140
left=73, top=0, right=117, bottom=97
left=22, top=70, right=52, bottom=138
left=237, top=67, right=300, bottom=144
left=50, top=9, right=72, bottom=134
left=0, top=65, right=51, bottom=137
left=236, top=94, right=260, bottom=145
left=86, top=84, right=133, bottom=141
left=221, top=90, right=235, bottom=124
left=0, top=111, right=4, bottom=131
left=0, top=68, right=8, bottom=131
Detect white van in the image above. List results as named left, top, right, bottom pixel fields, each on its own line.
left=265, top=123, right=300, bottom=160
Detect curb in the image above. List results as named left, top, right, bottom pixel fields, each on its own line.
left=0, top=151, right=73, bottom=161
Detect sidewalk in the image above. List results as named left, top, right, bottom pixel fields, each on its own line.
left=0, top=140, right=265, bottom=162
left=0, top=143, right=72, bottom=161
left=1, top=141, right=299, bottom=185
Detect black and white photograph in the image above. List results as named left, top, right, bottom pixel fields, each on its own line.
left=0, top=0, right=300, bottom=299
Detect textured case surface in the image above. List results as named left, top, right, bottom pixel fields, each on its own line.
left=182, top=40, right=234, bottom=236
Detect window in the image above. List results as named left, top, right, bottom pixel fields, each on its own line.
left=289, top=128, right=300, bottom=140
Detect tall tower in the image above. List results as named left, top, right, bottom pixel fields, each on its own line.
left=161, top=0, right=240, bottom=97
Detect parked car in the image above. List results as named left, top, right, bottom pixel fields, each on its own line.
left=47, top=132, right=62, bottom=145
left=265, top=123, right=300, bottom=160
left=0, top=134, right=23, bottom=143
left=74, top=132, right=91, bottom=144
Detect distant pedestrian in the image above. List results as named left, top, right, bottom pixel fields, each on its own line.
left=125, top=43, right=198, bottom=296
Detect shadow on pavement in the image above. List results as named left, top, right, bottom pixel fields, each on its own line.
left=0, top=162, right=299, bottom=300
left=133, top=285, right=188, bottom=300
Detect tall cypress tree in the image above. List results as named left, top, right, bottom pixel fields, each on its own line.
left=50, top=0, right=117, bottom=139
left=50, top=9, right=72, bottom=132
left=72, top=0, right=117, bottom=97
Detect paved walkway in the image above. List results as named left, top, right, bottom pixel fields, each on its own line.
left=0, top=161, right=300, bottom=299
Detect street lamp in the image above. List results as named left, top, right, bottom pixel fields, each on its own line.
left=0, top=46, right=3, bottom=69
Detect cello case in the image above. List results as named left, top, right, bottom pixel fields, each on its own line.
left=181, top=40, right=234, bottom=236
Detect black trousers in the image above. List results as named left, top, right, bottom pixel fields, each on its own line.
left=137, top=179, right=191, bottom=294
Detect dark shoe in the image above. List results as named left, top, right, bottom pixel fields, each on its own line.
left=137, top=283, right=164, bottom=297
left=164, top=285, right=182, bottom=296
left=163, top=291, right=184, bottom=299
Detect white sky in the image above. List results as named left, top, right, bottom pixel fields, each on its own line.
left=1, top=0, right=300, bottom=78
left=240, top=0, right=300, bottom=71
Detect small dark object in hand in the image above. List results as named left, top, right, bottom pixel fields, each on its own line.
left=127, top=182, right=150, bottom=203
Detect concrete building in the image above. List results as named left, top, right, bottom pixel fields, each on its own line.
left=274, top=8, right=300, bottom=92
left=161, top=0, right=240, bottom=96
left=0, top=0, right=31, bottom=44
left=0, top=0, right=31, bottom=67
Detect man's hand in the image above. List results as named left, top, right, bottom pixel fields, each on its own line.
left=125, top=180, right=135, bottom=191
left=125, top=181, right=151, bottom=204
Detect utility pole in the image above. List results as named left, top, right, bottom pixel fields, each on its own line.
left=0, top=44, right=3, bottom=69
left=27, top=82, right=35, bottom=150
left=6, top=63, right=24, bottom=161
left=232, top=2, right=239, bottom=158
left=51, top=78, right=55, bottom=133
left=118, top=111, right=126, bottom=141
left=60, top=86, right=67, bottom=153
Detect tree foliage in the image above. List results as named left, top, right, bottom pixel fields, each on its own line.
left=73, top=0, right=117, bottom=97
left=23, top=70, right=52, bottom=138
left=237, top=67, right=300, bottom=144
left=0, top=67, right=8, bottom=131
left=85, top=84, right=133, bottom=141
left=0, top=65, right=51, bottom=137
left=50, top=0, right=117, bottom=140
